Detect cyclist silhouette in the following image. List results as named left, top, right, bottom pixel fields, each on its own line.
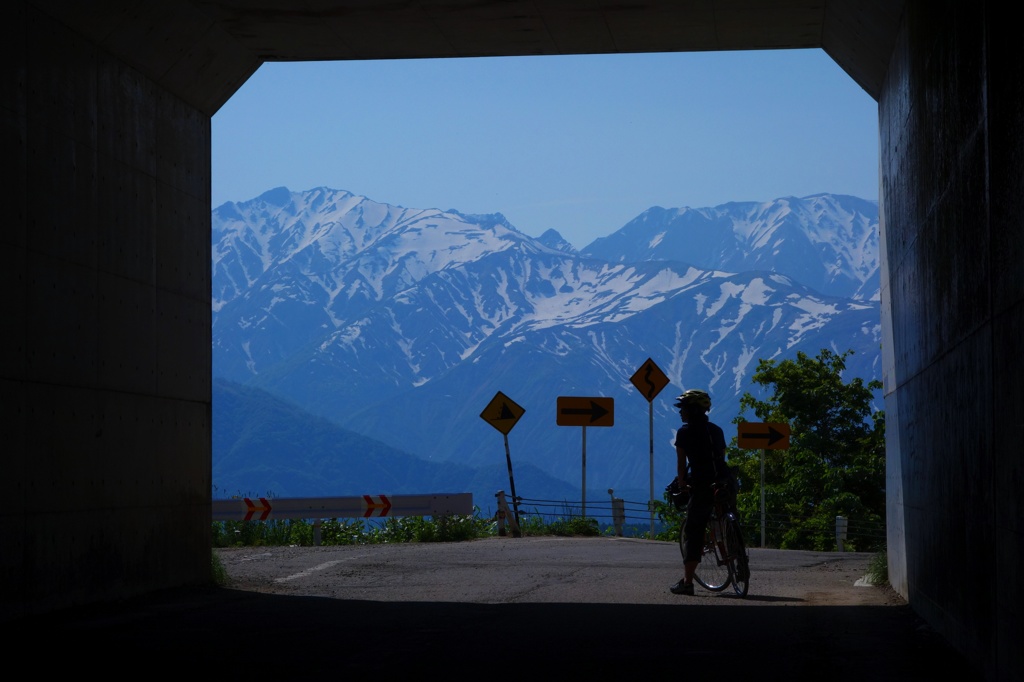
left=670, top=389, right=728, bottom=596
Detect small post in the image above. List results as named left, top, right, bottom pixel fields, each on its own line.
left=647, top=401, right=655, bottom=538
left=581, top=425, right=587, bottom=517
left=608, top=488, right=624, bottom=537
left=495, top=491, right=508, bottom=536
left=760, top=449, right=766, bottom=548
left=313, top=519, right=322, bottom=546
left=495, top=490, right=521, bottom=538
left=502, top=434, right=521, bottom=528
left=836, top=515, right=848, bottom=552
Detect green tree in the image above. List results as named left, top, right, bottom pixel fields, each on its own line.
left=729, top=348, right=885, bottom=551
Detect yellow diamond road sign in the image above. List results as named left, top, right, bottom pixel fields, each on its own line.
left=630, top=358, right=669, bottom=402
left=480, top=391, right=525, bottom=435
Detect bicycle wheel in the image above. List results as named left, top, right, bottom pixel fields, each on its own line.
left=692, top=528, right=731, bottom=592
left=726, top=519, right=749, bottom=597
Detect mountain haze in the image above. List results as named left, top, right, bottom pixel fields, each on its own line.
left=211, top=187, right=881, bottom=505
left=213, top=377, right=580, bottom=507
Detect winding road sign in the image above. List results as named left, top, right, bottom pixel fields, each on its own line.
left=556, top=396, right=614, bottom=427
left=737, top=422, right=791, bottom=449
left=630, top=358, right=669, bottom=402
left=480, top=391, right=526, bottom=435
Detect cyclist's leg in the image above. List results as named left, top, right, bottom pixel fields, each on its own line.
left=681, top=492, right=712, bottom=563
left=672, top=497, right=700, bottom=594
left=689, top=493, right=729, bottom=591
left=693, top=521, right=730, bottom=591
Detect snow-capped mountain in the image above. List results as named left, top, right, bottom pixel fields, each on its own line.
left=212, top=187, right=881, bottom=503
left=581, top=195, right=880, bottom=301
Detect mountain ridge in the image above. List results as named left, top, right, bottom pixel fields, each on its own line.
left=211, top=187, right=881, bottom=505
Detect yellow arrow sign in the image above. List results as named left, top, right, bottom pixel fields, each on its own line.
left=556, top=396, right=614, bottom=427
left=737, top=422, right=791, bottom=449
left=480, top=391, right=526, bottom=435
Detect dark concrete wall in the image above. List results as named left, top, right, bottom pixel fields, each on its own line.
left=4, top=1, right=1021, bottom=678
left=879, top=3, right=1022, bottom=678
left=986, top=15, right=1024, bottom=681
left=1, top=3, right=212, bottom=618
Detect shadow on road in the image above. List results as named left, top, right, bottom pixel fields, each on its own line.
left=12, top=585, right=982, bottom=680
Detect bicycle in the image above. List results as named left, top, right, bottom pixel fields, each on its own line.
left=678, top=483, right=750, bottom=597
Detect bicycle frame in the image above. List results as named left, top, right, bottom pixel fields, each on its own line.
left=688, top=486, right=750, bottom=597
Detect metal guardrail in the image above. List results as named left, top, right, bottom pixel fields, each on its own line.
left=212, top=493, right=882, bottom=550
left=505, top=494, right=885, bottom=548
left=212, top=493, right=474, bottom=522
left=212, top=493, right=476, bottom=546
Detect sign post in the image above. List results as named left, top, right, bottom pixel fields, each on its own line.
left=481, top=391, right=526, bottom=533
left=630, top=358, right=670, bottom=537
left=556, top=396, right=614, bottom=516
left=737, top=421, right=791, bottom=547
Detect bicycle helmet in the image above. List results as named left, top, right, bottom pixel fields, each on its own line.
left=674, top=389, right=712, bottom=413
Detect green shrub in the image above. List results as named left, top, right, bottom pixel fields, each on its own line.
left=362, top=512, right=494, bottom=543
left=652, top=492, right=684, bottom=542
left=514, top=504, right=602, bottom=537
left=368, top=515, right=428, bottom=543
left=212, top=518, right=316, bottom=547
left=432, top=511, right=494, bottom=541
left=516, top=513, right=549, bottom=536
left=319, top=518, right=370, bottom=545
left=544, top=516, right=599, bottom=536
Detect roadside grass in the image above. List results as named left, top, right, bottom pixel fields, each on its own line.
left=866, top=550, right=889, bottom=586
left=211, top=550, right=228, bottom=585
left=212, top=507, right=502, bottom=548
left=518, top=513, right=600, bottom=537
left=212, top=504, right=619, bottom=548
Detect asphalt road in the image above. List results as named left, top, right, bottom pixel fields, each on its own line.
left=217, top=536, right=897, bottom=606
left=11, top=537, right=983, bottom=680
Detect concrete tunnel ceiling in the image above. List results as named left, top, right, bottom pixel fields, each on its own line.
left=40, top=1, right=904, bottom=116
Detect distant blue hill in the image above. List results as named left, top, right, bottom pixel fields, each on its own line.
left=212, top=377, right=589, bottom=515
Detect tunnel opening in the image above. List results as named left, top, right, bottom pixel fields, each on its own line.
left=207, top=49, right=884, bottom=545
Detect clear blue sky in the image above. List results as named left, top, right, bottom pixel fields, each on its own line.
left=212, top=49, right=879, bottom=249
